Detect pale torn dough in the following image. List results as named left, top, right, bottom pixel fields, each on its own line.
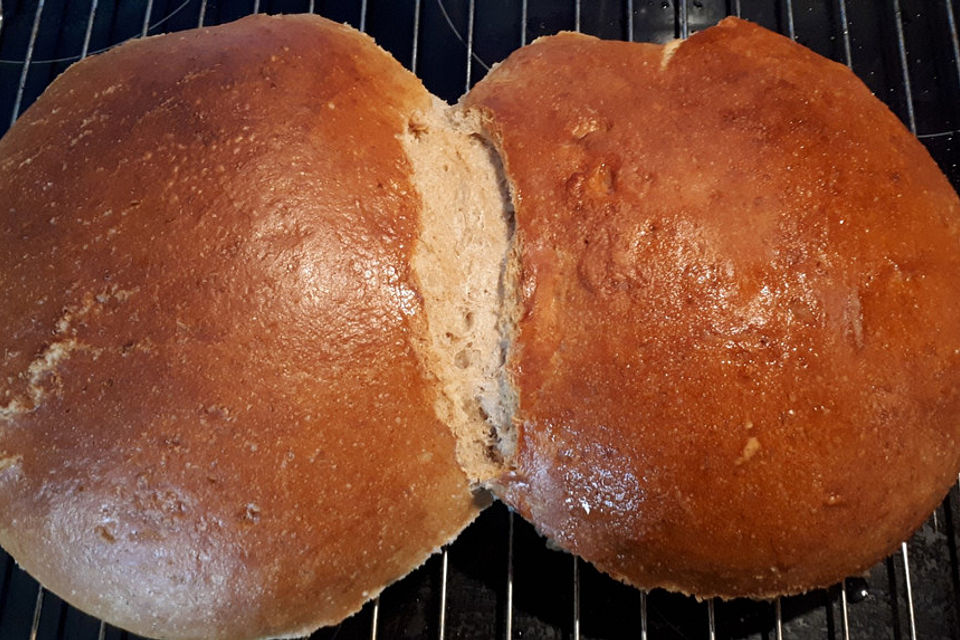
left=660, top=39, right=683, bottom=71
left=0, top=455, right=22, bottom=472
left=0, top=339, right=101, bottom=421
left=735, top=436, right=761, bottom=465
left=402, top=101, right=516, bottom=483
left=56, top=286, right=140, bottom=335
left=0, top=399, right=30, bottom=421
left=0, top=287, right=132, bottom=421
left=844, top=290, right=864, bottom=350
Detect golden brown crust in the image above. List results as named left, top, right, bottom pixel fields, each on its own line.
left=465, top=17, right=960, bottom=598
left=0, top=14, right=479, bottom=639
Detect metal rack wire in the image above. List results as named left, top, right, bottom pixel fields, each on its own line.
left=1, top=1, right=959, bottom=638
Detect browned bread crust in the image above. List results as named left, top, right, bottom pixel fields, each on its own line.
left=0, top=14, right=480, bottom=639
left=4, top=9, right=960, bottom=631
left=465, top=17, right=960, bottom=598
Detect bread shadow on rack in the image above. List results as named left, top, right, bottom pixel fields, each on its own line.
left=374, top=502, right=868, bottom=639
left=305, top=494, right=959, bottom=639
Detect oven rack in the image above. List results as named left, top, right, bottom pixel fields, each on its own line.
left=1, top=1, right=960, bottom=638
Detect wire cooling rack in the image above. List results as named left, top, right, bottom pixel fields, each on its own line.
left=1, top=1, right=960, bottom=638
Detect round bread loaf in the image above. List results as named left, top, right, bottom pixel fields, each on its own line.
left=465, top=17, right=960, bottom=598
left=0, top=14, right=491, bottom=639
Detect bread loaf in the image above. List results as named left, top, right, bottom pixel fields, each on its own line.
left=0, top=14, right=505, bottom=640
left=465, top=16, right=960, bottom=598
left=2, top=10, right=960, bottom=639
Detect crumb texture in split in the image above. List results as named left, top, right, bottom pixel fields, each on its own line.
left=403, top=99, right=517, bottom=483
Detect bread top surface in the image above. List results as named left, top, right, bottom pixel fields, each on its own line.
left=0, top=14, right=480, bottom=639
left=465, top=17, right=960, bottom=598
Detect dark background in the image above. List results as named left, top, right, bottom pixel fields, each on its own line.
left=1, top=1, right=960, bottom=638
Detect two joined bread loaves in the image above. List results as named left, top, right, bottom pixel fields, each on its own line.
left=1, top=12, right=959, bottom=640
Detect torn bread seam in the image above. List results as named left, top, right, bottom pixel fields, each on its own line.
left=401, top=100, right=518, bottom=485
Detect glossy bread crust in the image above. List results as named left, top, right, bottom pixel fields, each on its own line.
left=465, top=17, right=960, bottom=598
left=0, top=14, right=479, bottom=639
